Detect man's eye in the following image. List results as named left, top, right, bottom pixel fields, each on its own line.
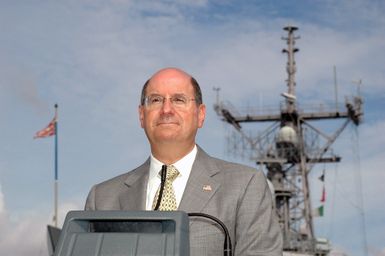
left=150, top=97, right=163, bottom=104
left=173, top=97, right=187, bottom=104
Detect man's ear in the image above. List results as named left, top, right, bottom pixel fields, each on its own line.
left=198, top=104, right=206, bottom=128
left=139, top=105, right=145, bottom=128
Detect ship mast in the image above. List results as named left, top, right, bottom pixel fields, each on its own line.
left=214, top=26, right=363, bottom=255
left=282, top=26, right=299, bottom=113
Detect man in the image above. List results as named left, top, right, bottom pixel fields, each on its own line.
left=85, top=67, right=283, bottom=255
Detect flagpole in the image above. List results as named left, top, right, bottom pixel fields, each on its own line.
left=54, top=104, right=58, bottom=227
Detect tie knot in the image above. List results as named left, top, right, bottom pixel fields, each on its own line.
left=159, top=165, right=179, bottom=182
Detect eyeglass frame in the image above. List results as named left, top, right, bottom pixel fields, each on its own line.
left=143, top=94, right=197, bottom=109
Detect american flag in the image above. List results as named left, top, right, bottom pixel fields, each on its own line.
left=34, top=117, right=56, bottom=138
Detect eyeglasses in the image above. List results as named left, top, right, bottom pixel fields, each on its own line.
left=144, top=94, right=196, bottom=109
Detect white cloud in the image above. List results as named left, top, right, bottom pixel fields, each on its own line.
left=330, top=246, right=350, bottom=256
left=0, top=185, right=4, bottom=214
left=369, top=247, right=385, bottom=256
left=0, top=184, right=81, bottom=256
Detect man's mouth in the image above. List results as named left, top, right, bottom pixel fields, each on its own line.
left=157, top=121, right=178, bottom=125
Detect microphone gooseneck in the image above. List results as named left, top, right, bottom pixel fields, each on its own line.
left=153, top=165, right=168, bottom=211
left=188, top=212, right=232, bottom=256
left=153, top=166, right=232, bottom=256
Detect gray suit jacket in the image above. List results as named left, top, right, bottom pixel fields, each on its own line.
left=85, top=146, right=283, bottom=255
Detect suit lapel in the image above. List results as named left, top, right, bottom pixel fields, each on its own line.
left=119, top=159, right=150, bottom=211
left=116, top=149, right=221, bottom=212
left=178, top=147, right=220, bottom=213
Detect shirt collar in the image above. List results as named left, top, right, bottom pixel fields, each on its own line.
left=149, top=145, right=198, bottom=179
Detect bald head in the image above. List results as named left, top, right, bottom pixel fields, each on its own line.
left=140, top=68, right=202, bottom=105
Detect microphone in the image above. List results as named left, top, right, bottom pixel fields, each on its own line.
left=153, top=166, right=232, bottom=256
left=188, top=212, right=232, bottom=256
left=153, top=165, right=167, bottom=211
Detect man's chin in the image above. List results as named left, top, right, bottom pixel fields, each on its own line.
left=156, top=134, right=177, bottom=141
left=153, top=132, right=182, bottom=143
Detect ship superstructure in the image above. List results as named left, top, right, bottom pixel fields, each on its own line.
left=214, top=26, right=363, bottom=255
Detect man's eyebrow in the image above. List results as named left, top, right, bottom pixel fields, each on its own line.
left=172, top=93, right=188, bottom=97
left=147, top=93, right=188, bottom=97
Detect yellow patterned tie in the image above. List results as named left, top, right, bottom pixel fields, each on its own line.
left=152, top=165, right=180, bottom=211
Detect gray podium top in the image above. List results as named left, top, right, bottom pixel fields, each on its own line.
left=54, top=210, right=190, bottom=256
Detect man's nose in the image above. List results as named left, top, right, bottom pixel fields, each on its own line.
left=160, top=98, right=174, bottom=112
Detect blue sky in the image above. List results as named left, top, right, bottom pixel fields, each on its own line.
left=0, top=1, right=384, bottom=255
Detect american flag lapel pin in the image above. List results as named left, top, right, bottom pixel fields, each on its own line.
left=202, top=185, right=212, bottom=192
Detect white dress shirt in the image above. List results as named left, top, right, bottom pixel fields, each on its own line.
left=145, top=145, right=197, bottom=210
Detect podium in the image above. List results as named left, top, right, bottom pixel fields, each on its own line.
left=54, top=211, right=190, bottom=256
